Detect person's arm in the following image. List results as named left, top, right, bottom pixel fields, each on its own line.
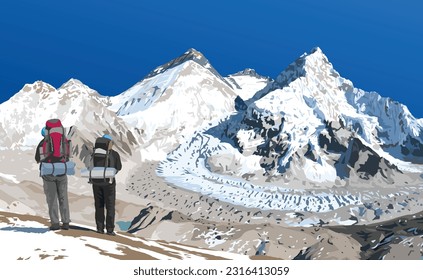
left=35, top=141, right=42, bottom=163
left=114, top=151, right=122, bottom=172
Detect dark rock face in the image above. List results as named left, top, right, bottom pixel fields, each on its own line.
left=234, top=96, right=247, bottom=111
left=383, top=135, right=423, bottom=164
left=318, top=120, right=348, bottom=154
left=336, top=137, right=401, bottom=183
left=127, top=205, right=191, bottom=234
left=329, top=211, right=423, bottom=260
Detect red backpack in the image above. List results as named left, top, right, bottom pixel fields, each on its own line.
left=39, top=119, right=71, bottom=163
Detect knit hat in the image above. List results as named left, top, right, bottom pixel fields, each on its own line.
left=102, top=134, right=112, bottom=140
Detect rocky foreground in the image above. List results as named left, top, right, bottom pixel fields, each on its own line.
left=124, top=162, right=423, bottom=260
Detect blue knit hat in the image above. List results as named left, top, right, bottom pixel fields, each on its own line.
left=41, top=127, right=46, bottom=137
left=102, top=134, right=112, bottom=140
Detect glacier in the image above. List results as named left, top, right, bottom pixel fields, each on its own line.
left=157, top=133, right=362, bottom=213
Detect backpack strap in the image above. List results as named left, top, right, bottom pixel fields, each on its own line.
left=39, top=141, right=48, bottom=162
left=91, top=137, right=113, bottom=184
left=41, top=131, right=53, bottom=163
left=103, top=152, right=109, bottom=182
left=66, top=139, right=72, bottom=161
left=58, top=127, right=67, bottom=162
left=104, top=140, right=114, bottom=182
left=89, top=147, right=94, bottom=183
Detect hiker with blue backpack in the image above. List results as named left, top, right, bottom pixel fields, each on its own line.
left=35, top=119, right=75, bottom=231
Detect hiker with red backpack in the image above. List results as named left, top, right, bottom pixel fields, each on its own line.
left=35, top=119, right=74, bottom=231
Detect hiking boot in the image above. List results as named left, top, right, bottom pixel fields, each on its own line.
left=96, top=228, right=104, bottom=234
left=106, top=231, right=116, bottom=236
left=61, top=223, right=70, bottom=230
left=49, top=224, right=60, bottom=231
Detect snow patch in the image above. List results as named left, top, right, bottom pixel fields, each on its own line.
left=0, top=173, right=20, bottom=184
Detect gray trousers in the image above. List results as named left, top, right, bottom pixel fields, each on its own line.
left=42, top=175, right=71, bottom=225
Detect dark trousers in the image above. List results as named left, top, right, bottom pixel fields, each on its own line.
left=92, top=182, right=116, bottom=232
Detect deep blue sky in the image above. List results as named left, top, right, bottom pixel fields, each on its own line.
left=1, top=0, right=422, bottom=116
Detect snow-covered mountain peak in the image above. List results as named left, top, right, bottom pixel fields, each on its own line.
left=300, top=46, right=329, bottom=65
left=233, top=68, right=258, bottom=76
left=247, top=47, right=349, bottom=104
left=303, top=47, right=333, bottom=71
left=275, top=47, right=346, bottom=89
left=109, top=47, right=239, bottom=114
left=255, top=47, right=354, bottom=121
left=226, top=69, right=273, bottom=101
left=104, top=49, right=239, bottom=160
left=59, top=78, right=85, bottom=90
left=231, top=68, right=270, bottom=80
left=172, top=48, right=208, bottom=67
left=309, top=46, right=324, bottom=56
left=0, top=77, right=137, bottom=152
left=21, top=81, right=56, bottom=95
left=144, top=48, right=224, bottom=82
left=112, top=47, right=238, bottom=117
left=15, top=79, right=99, bottom=103
left=115, top=58, right=237, bottom=136
left=58, top=78, right=100, bottom=97
left=185, top=48, right=205, bottom=60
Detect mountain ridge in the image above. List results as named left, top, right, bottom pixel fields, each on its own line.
left=2, top=46, right=422, bottom=165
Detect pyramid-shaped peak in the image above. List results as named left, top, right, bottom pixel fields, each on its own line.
left=57, top=78, right=101, bottom=98
left=59, top=78, right=95, bottom=92
left=296, top=46, right=331, bottom=66
left=310, top=46, right=323, bottom=54
left=60, top=78, right=86, bottom=89
left=275, top=47, right=335, bottom=86
left=144, top=48, right=221, bottom=80
left=184, top=48, right=205, bottom=59
left=304, top=46, right=331, bottom=65
left=177, top=48, right=210, bottom=67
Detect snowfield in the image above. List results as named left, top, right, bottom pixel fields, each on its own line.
left=0, top=211, right=248, bottom=261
